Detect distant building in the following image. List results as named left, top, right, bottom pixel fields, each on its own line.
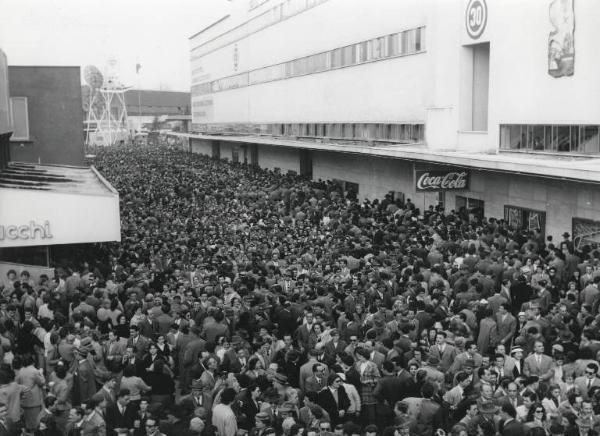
left=124, top=89, right=190, bottom=133
left=8, top=66, right=85, bottom=166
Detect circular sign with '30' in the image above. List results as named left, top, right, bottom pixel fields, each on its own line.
left=465, top=0, right=487, bottom=39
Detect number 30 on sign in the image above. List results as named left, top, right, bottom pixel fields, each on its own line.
left=466, top=0, right=487, bottom=39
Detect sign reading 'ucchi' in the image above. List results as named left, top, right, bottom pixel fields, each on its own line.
left=415, top=170, right=470, bottom=191
left=0, top=221, right=53, bottom=241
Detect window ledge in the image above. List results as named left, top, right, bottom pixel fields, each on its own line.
left=10, top=139, right=33, bottom=144
left=499, top=149, right=598, bottom=158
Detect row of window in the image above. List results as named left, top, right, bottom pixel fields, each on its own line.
left=191, top=26, right=425, bottom=97
left=500, top=124, right=600, bottom=154
left=194, top=122, right=425, bottom=143
left=191, top=0, right=330, bottom=60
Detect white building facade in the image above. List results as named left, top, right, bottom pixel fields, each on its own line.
left=186, top=0, right=600, bottom=245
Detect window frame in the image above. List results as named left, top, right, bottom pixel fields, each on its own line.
left=9, top=96, right=30, bottom=141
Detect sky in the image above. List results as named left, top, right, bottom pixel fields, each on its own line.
left=0, top=0, right=231, bottom=91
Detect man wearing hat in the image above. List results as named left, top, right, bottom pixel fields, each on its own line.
left=473, top=401, right=501, bottom=433
left=561, top=232, right=574, bottom=252
left=570, top=418, right=596, bottom=436
left=73, top=337, right=97, bottom=406
left=422, top=356, right=444, bottom=385
left=250, top=412, right=270, bottom=436
left=177, top=379, right=214, bottom=418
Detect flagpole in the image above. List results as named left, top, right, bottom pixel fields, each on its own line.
left=137, top=64, right=142, bottom=134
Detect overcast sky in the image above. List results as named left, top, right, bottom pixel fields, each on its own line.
left=0, top=0, right=230, bottom=91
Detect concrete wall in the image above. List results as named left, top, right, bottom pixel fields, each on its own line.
left=218, top=140, right=233, bottom=161
left=191, top=138, right=213, bottom=156
left=312, top=151, right=439, bottom=206
left=9, top=66, right=84, bottom=166
left=257, top=144, right=300, bottom=173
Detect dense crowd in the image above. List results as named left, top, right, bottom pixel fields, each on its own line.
left=2, top=145, right=600, bottom=436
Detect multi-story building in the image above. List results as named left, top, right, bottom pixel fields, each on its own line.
left=0, top=49, right=120, bottom=278
left=185, top=0, right=600, bottom=244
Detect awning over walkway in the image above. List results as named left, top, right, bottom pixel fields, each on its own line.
left=172, top=132, right=600, bottom=184
left=0, top=162, right=120, bottom=248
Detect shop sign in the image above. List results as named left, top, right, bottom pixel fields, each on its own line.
left=0, top=221, right=52, bottom=241
left=465, top=0, right=488, bottom=40
left=415, top=170, right=470, bottom=192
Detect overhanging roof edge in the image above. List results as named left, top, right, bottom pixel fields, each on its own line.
left=172, top=133, right=600, bottom=184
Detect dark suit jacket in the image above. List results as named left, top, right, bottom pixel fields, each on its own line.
left=412, top=399, right=444, bottom=436
left=323, top=340, right=347, bottom=361
left=127, top=335, right=151, bottom=359
left=177, top=392, right=213, bottom=418
left=239, top=396, right=261, bottom=430
left=106, top=402, right=137, bottom=436
left=305, top=375, right=327, bottom=393
left=415, top=311, right=433, bottom=336
left=317, top=387, right=350, bottom=424
left=0, top=419, right=18, bottom=436
left=373, top=375, right=406, bottom=405
left=227, top=357, right=247, bottom=374
left=500, top=418, right=525, bottom=436
left=295, top=324, right=312, bottom=348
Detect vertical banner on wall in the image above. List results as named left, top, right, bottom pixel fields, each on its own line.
left=504, top=206, right=547, bottom=236
left=548, top=0, right=575, bottom=78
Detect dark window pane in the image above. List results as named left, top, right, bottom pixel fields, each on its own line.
left=532, top=125, right=545, bottom=151
left=556, top=125, right=571, bottom=152
left=570, top=125, right=580, bottom=152
left=544, top=125, right=554, bottom=151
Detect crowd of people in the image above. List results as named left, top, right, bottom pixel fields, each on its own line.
left=2, top=145, right=600, bottom=436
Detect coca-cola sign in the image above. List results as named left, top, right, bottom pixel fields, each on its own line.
left=415, top=170, right=470, bottom=192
